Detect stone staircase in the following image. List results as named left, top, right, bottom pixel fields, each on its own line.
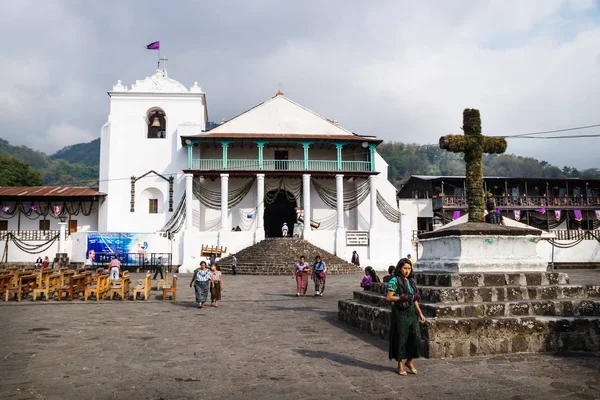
left=217, top=238, right=363, bottom=275
left=338, top=272, right=600, bottom=358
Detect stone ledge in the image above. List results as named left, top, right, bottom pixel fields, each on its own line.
left=419, top=222, right=541, bottom=239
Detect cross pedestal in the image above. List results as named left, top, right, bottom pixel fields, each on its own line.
left=415, top=223, right=547, bottom=273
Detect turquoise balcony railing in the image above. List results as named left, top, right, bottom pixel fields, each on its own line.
left=190, top=159, right=371, bottom=172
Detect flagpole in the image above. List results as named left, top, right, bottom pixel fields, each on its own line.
left=158, top=47, right=161, bottom=70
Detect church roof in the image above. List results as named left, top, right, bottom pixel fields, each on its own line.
left=0, top=186, right=105, bottom=198
left=181, top=93, right=380, bottom=143
left=109, top=70, right=204, bottom=95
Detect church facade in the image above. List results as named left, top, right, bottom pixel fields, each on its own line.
left=99, top=69, right=410, bottom=272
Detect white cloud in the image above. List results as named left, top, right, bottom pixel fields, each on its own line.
left=44, top=122, right=95, bottom=154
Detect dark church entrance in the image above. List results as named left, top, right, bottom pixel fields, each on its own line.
left=264, top=190, right=297, bottom=237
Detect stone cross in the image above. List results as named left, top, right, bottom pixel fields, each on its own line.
left=439, top=109, right=507, bottom=223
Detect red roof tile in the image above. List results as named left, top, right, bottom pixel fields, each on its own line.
left=0, top=186, right=105, bottom=198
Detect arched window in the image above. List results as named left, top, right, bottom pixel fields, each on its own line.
left=140, top=187, right=164, bottom=214
left=147, top=108, right=167, bottom=138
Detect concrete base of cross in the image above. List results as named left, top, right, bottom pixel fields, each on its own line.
left=415, top=223, right=547, bottom=273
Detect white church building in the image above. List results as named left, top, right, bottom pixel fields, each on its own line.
left=98, top=68, right=411, bottom=272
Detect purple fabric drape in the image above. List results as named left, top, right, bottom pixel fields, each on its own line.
left=513, top=210, right=521, bottom=221
left=453, top=210, right=461, bottom=220
left=554, top=210, right=561, bottom=221
left=535, top=208, right=546, bottom=214
left=573, top=210, right=583, bottom=221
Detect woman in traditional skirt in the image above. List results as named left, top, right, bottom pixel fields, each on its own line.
left=210, top=263, right=223, bottom=307
left=189, top=261, right=211, bottom=308
left=292, top=255, right=310, bottom=296
left=387, top=258, right=426, bottom=376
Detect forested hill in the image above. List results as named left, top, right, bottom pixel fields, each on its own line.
left=0, top=137, right=598, bottom=188
left=378, top=142, right=600, bottom=188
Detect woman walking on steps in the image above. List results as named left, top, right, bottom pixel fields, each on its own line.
left=190, top=261, right=211, bottom=308
left=387, top=258, right=426, bottom=376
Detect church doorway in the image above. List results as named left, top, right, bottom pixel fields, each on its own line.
left=264, top=190, right=297, bottom=238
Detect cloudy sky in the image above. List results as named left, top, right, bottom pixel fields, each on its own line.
left=1, top=0, right=599, bottom=169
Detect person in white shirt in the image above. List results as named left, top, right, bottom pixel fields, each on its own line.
left=281, top=222, right=289, bottom=237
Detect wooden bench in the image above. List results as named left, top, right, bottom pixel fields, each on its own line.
left=33, top=273, right=62, bottom=301
left=0, top=274, right=14, bottom=301
left=85, top=274, right=110, bottom=301
left=156, top=271, right=169, bottom=290
left=110, top=272, right=131, bottom=301
left=5, top=274, right=37, bottom=302
left=133, top=272, right=151, bottom=300
left=162, top=275, right=177, bottom=301
left=57, top=274, right=87, bottom=301
left=200, top=244, right=227, bottom=258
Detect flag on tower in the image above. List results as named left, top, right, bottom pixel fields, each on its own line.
left=146, top=41, right=160, bottom=50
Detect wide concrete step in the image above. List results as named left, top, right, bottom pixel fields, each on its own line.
left=414, top=272, right=570, bottom=288
left=338, top=299, right=600, bottom=358
left=218, top=265, right=362, bottom=275
left=353, top=290, right=600, bottom=317
left=419, top=284, right=600, bottom=303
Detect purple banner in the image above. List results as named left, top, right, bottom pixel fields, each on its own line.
left=554, top=210, right=561, bottom=221
left=513, top=210, right=521, bottom=221
left=453, top=210, right=461, bottom=220
left=573, top=210, right=583, bottom=221
left=535, top=208, right=546, bottom=214
left=29, top=205, right=37, bottom=211
left=1, top=206, right=10, bottom=213
left=53, top=205, right=63, bottom=216
left=146, top=41, right=160, bottom=50
left=495, top=207, right=502, bottom=214
left=596, top=210, right=600, bottom=221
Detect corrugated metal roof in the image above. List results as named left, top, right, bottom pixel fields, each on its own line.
left=0, top=186, right=105, bottom=197
left=181, top=133, right=380, bottom=142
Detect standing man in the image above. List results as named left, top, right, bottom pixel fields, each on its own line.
left=153, top=255, right=164, bottom=280
left=109, top=256, right=121, bottom=281
left=209, top=253, right=217, bottom=267
left=281, top=222, right=289, bottom=237
left=231, top=254, right=238, bottom=276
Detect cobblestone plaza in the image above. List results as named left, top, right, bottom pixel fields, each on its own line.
left=1, top=272, right=599, bottom=400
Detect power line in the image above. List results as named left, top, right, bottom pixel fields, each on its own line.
left=508, top=123, right=600, bottom=137
left=507, top=133, right=600, bottom=139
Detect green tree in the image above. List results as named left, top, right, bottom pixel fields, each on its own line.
left=0, top=155, right=43, bottom=186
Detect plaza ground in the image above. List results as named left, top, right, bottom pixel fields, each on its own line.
left=0, top=271, right=599, bottom=400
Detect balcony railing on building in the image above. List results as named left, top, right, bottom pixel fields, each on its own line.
left=433, top=195, right=600, bottom=210
left=0, top=230, right=61, bottom=241
left=190, top=159, right=371, bottom=172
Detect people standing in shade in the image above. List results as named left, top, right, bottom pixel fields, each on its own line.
left=208, top=253, right=217, bottom=267
left=109, top=256, right=121, bottom=281
left=387, top=258, right=426, bottom=376
left=312, top=255, right=327, bottom=296
left=210, top=264, right=223, bottom=307
left=383, top=265, right=395, bottom=283
left=190, top=261, right=211, bottom=309
left=360, top=266, right=380, bottom=290
left=42, top=256, right=50, bottom=269
left=293, top=255, right=310, bottom=296
left=35, top=257, right=43, bottom=267
left=351, top=250, right=360, bottom=267
left=281, top=222, right=289, bottom=237
left=231, top=254, right=237, bottom=276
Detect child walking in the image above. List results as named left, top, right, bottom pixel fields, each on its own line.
left=210, top=264, right=223, bottom=307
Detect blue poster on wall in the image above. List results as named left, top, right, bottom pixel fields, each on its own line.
left=86, top=233, right=153, bottom=262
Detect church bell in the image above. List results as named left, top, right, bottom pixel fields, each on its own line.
left=151, top=116, right=161, bottom=127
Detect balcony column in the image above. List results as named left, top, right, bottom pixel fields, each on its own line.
left=58, top=218, right=67, bottom=253
left=335, top=174, right=346, bottom=257
left=302, top=174, right=311, bottom=239
left=221, top=141, right=230, bottom=169
left=185, top=173, right=194, bottom=230
left=368, top=143, right=376, bottom=172
left=336, top=143, right=344, bottom=171
left=301, top=142, right=311, bottom=170
left=369, top=175, right=377, bottom=230
left=186, top=141, right=194, bottom=169
left=256, top=142, right=266, bottom=170
left=255, top=173, right=265, bottom=242
left=220, top=174, right=229, bottom=231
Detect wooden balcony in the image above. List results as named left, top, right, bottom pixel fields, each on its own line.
left=0, top=230, right=61, bottom=241
left=433, top=196, right=600, bottom=210
left=190, top=159, right=371, bottom=172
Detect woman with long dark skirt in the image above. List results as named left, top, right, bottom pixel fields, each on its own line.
left=190, top=261, right=211, bottom=308
left=387, top=258, right=426, bottom=376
